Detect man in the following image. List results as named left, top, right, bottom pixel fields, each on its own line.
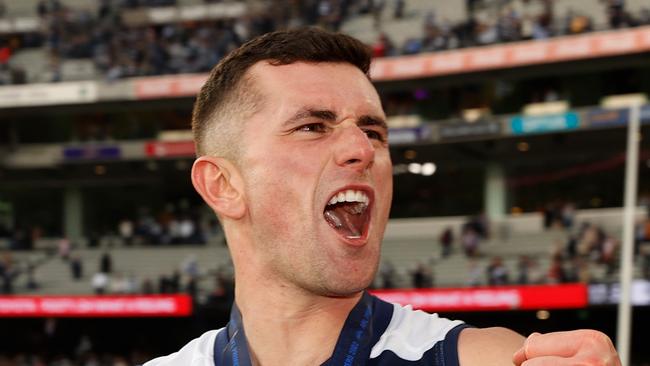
left=144, top=28, right=620, bottom=365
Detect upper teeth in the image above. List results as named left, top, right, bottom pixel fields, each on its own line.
left=328, top=190, right=369, bottom=206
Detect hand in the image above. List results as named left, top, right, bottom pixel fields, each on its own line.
left=512, top=330, right=621, bottom=366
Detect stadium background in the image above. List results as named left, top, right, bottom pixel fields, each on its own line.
left=1, top=0, right=650, bottom=364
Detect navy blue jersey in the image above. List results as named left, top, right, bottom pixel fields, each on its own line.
left=144, top=292, right=468, bottom=366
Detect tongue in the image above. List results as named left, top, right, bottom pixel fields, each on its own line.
left=324, top=203, right=367, bottom=238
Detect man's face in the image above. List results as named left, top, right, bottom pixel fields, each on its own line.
left=238, top=61, right=392, bottom=296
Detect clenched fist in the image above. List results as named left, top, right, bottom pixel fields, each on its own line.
left=513, top=330, right=622, bottom=366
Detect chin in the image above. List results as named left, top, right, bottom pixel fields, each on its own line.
left=321, top=274, right=375, bottom=297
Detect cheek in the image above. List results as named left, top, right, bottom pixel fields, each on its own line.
left=374, top=160, right=393, bottom=208
left=245, top=161, right=310, bottom=234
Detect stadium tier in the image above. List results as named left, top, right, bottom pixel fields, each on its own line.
left=0, top=0, right=649, bottom=83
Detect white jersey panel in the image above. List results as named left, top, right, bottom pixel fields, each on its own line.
left=369, top=303, right=464, bottom=361
left=142, top=328, right=224, bottom=366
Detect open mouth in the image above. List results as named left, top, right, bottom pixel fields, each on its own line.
left=323, top=189, right=371, bottom=240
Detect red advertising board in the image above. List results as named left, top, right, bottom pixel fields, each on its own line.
left=145, top=141, right=195, bottom=157
left=370, top=284, right=588, bottom=312
left=0, top=295, right=192, bottom=317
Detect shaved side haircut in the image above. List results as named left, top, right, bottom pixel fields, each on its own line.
left=191, top=27, right=373, bottom=160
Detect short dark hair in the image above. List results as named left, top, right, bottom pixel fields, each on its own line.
left=191, top=27, right=373, bottom=158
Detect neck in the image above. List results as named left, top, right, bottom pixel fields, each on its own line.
left=234, top=274, right=362, bottom=366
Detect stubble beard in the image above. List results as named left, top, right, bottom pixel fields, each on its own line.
left=264, top=235, right=380, bottom=299
left=295, top=243, right=380, bottom=298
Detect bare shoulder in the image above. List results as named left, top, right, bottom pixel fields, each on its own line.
left=458, top=327, right=525, bottom=366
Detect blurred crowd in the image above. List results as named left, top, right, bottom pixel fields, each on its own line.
left=79, top=251, right=235, bottom=301
left=0, top=200, right=219, bottom=251
left=0, top=251, right=40, bottom=294
left=0, top=0, right=649, bottom=85
left=2, top=242, right=235, bottom=302
left=105, top=207, right=209, bottom=247
left=373, top=203, right=650, bottom=290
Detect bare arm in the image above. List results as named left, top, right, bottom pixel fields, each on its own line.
left=458, top=327, right=525, bottom=366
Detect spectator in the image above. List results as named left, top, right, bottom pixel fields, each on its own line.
left=486, top=256, right=509, bottom=286
left=26, top=260, right=39, bottom=290
left=497, top=6, right=522, bottom=42
left=561, top=202, right=576, bottom=229
left=439, top=227, right=454, bottom=258
left=158, top=274, right=170, bottom=293
left=543, top=202, right=560, bottom=229
left=0, top=39, right=11, bottom=66
left=577, top=224, right=602, bottom=259
left=371, top=32, right=395, bottom=58
left=565, top=10, right=592, bottom=34
left=527, top=257, right=545, bottom=284
left=466, top=259, right=482, bottom=287
left=600, top=237, right=618, bottom=276
left=378, top=260, right=397, bottom=288
left=466, top=214, right=489, bottom=239
left=393, top=0, right=404, bottom=19
left=566, top=233, right=578, bottom=259
left=100, top=251, right=112, bottom=274
left=58, top=238, right=71, bottom=260
left=182, top=254, right=199, bottom=279
left=574, top=257, right=592, bottom=284
left=91, top=271, right=109, bottom=294
left=0, top=252, right=15, bottom=294
left=605, top=0, right=625, bottom=28
left=547, top=254, right=567, bottom=284
left=111, top=272, right=134, bottom=294
left=169, top=270, right=180, bottom=292
left=119, top=219, right=135, bottom=246
left=411, top=262, right=433, bottom=288
left=141, top=277, right=155, bottom=294
left=517, top=255, right=531, bottom=284
left=461, top=227, right=480, bottom=257
left=178, top=216, right=195, bottom=243
left=0, top=64, right=11, bottom=85
left=642, top=246, right=650, bottom=280
left=70, top=254, right=83, bottom=280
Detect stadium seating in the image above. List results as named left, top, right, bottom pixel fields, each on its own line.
left=1, top=0, right=649, bottom=84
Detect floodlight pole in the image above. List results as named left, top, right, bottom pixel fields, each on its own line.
left=617, top=103, right=641, bottom=366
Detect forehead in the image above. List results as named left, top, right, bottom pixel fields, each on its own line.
left=247, top=61, right=383, bottom=114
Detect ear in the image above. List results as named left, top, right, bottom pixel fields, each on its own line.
left=191, top=156, right=246, bottom=220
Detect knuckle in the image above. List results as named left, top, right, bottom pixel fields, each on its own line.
left=581, top=329, right=609, bottom=347
left=576, top=330, right=619, bottom=366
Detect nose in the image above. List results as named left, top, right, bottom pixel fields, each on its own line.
left=333, top=123, right=375, bottom=172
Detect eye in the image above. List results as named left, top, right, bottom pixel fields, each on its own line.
left=296, top=123, right=328, bottom=133
left=364, top=129, right=386, bottom=142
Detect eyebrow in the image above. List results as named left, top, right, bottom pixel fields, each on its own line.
left=283, top=107, right=387, bottom=130
left=358, top=115, right=388, bottom=130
